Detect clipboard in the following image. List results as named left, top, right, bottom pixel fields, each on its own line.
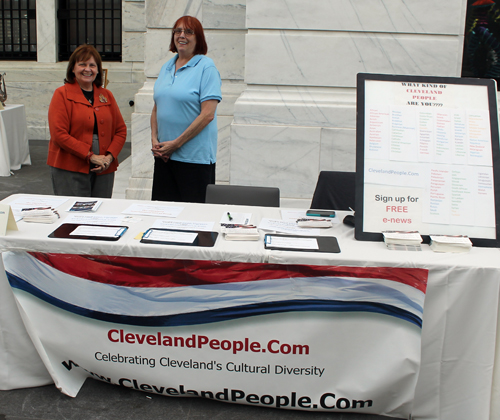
left=264, top=234, right=340, bottom=253
left=140, top=228, right=218, bottom=247
left=48, top=223, right=128, bottom=241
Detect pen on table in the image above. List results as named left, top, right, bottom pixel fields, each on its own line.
left=227, top=212, right=233, bottom=221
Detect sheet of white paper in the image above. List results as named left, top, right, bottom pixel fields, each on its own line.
left=9, top=196, right=68, bottom=209
left=64, top=214, right=125, bottom=226
left=122, top=203, right=183, bottom=218
left=9, top=197, right=69, bottom=221
left=220, top=212, right=252, bottom=225
left=70, top=225, right=125, bottom=238
left=144, top=229, right=198, bottom=244
left=280, top=209, right=308, bottom=221
left=266, top=235, right=319, bottom=250
left=258, top=218, right=320, bottom=236
left=151, top=219, right=214, bottom=232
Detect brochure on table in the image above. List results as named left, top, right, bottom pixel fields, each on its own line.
left=355, top=73, right=500, bottom=247
left=8, top=196, right=68, bottom=222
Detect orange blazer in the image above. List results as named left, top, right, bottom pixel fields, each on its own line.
left=47, top=81, right=127, bottom=174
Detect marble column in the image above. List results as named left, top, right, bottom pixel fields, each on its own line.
left=36, top=0, right=57, bottom=63
left=231, top=0, right=467, bottom=207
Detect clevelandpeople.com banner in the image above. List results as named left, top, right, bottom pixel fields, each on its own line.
left=3, top=251, right=427, bottom=418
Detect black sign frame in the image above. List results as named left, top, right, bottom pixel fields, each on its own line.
left=355, top=73, right=500, bottom=247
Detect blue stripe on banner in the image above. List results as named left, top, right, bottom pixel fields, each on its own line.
left=7, top=272, right=423, bottom=328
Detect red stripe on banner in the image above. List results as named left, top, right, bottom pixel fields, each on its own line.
left=28, top=252, right=428, bottom=293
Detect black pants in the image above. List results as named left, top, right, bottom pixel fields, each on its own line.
left=152, top=158, right=216, bottom=203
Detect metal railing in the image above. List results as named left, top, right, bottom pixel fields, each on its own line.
left=58, top=0, right=122, bottom=62
left=0, top=0, right=37, bottom=60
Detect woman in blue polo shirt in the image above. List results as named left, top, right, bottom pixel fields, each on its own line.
left=151, top=15, right=222, bottom=203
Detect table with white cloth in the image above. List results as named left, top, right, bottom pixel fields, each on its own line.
left=0, top=194, right=499, bottom=420
left=0, top=104, right=31, bottom=177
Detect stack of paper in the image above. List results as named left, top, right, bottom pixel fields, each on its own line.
left=430, top=235, right=472, bottom=253
left=221, top=224, right=259, bottom=241
left=22, top=207, right=60, bottom=224
left=383, top=231, right=422, bottom=245
left=382, top=231, right=422, bottom=251
left=296, top=218, right=332, bottom=228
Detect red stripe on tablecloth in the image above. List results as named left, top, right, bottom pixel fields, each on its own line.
left=28, top=252, right=427, bottom=293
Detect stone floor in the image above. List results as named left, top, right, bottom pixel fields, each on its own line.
left=0, top=141, right=401, bottom=420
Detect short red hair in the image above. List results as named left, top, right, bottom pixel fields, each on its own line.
left=169, top=16, right=208, bottom=56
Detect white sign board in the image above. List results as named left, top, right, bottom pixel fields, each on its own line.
left=355, top=74, right=500, bottom=247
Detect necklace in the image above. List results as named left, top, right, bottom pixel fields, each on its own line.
left=82, top=88, right=94, bottom=105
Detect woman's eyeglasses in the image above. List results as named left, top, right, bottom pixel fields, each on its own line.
left=173, top=28, right=194, bottom=36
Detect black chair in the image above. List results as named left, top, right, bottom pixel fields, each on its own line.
left=310, top=171, right=355, bottom=211
left=205, top=184, right=280, bottom=207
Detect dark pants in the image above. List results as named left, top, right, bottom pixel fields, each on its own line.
left=51, top=167, right=115, bottom=198
left=152, top=158, right=216, bottom=203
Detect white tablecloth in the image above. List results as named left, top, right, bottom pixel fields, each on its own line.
left=0, top=105, right=31, bottom=177
left=0, top=194, right=499, bottom=420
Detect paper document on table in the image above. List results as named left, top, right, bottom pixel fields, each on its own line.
left=280, top=209, right=307, bottom=220
left=220, top=212, right=251, bottom=225
left=70, top=225, right=126, bottom=238
left=258, top=218, right=320, bottom=235
left=265, top=235, right=319, bottom=250
left=143, top=229, right=198, bottom=244
left=9, top=196, right=68, bottom=221
left=122, top=203, right=183, bottom=218
left=151, top=219, right=215, bottom=232
left=65, top=214, right=125, bottom=226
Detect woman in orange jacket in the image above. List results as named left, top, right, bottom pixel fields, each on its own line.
left=47, top=44, right=127, bottom=197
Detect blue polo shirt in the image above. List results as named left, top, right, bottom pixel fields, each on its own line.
left=154, top=54, right=222, bottom=164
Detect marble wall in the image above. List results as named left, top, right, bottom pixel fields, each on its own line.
left=2, top=0, right=146, bottom=142
left=231, top=0, right=467, bottom=206
left=128, top=0, right=468, bottom=205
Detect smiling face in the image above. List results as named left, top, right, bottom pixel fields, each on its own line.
left=73, top=56, right=98, bottom=91
left=173, top=25, right=197, bottom=59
